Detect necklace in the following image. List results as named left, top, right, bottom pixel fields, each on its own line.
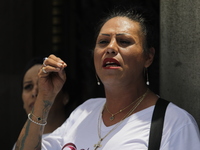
left=93, top=89, right=149, bottom=150
left=105, top=93, right=144, bottom=121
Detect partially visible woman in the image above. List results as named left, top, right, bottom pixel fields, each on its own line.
left=22, top=56, right=70, bottom=134
left=13, top=56, right=79, bottom=148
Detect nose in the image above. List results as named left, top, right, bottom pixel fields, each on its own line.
left=32, top=93, right=37, bottom=98
left=106, top=38, right=118, bottom=55
left=32, top=86, right=38, bottom=98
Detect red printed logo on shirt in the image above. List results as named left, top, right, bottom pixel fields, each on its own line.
left=62, top=143, right=77, bottom=150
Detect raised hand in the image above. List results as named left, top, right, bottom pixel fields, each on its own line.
left=38, top=54, right=67, bottom=101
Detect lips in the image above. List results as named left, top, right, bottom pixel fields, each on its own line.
left=29, top=102, right=35, bottom=110
left=103, top=58, right=121, bottom=68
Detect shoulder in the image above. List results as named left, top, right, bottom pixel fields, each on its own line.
left=164, top=101, right=199, bottom=137
left=161, top=102, right=200, bottom=149
left=165, top=102, right=197, bottom=125
left=48, top=98, right=106, bottom=135
left=79, top=97, right=106, bottom=109
left=69, top=97, right=106, bottom=116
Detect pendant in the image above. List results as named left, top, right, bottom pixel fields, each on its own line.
left=110, top=115, right=115, bottom=121
left=94, top=139, right=102, bottom=150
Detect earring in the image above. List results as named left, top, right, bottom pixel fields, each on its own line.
left=145, top=68, right=150, bottom=85
left=95, top=74, right=101, bottom=85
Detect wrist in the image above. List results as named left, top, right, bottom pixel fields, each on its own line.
left=28, top=113, right=47, bottom=126
left=31, top=95, right=53, bottom=120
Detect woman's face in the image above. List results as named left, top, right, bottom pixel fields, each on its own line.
left=94, top=17, right=154, bottom=86
left=22, top=64, right=41, bottom=114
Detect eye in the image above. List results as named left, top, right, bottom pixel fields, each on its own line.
left=98, top=39, right=109, bottom=44
left=116, top=35, right=135, bottom=47
left=119, top=40, right=131, bottom=44
left=118, top=39, right=132, bottom=47
left=23, top=84, right=33, bottom=91
left=96, top=38, right=110, bottom=48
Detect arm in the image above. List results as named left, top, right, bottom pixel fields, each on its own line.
left=15, top=54, right=67, bottom=150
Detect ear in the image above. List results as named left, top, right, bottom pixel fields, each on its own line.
left=144, top=47, right=155, bottom=68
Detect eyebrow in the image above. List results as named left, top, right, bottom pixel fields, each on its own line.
left=23, top=81, right=32, bottom=84
left=100, top=33, right=129, bottom=36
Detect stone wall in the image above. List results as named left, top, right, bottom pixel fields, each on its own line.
left=160, top=0, right=200, bottom=127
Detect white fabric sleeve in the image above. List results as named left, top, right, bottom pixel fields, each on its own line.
left=162, top=112, right=200, bottom=150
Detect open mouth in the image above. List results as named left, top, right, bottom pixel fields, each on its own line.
left=103, top=58, right=121, bottom=68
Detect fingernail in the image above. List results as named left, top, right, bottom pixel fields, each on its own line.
left=64, top=63, right=67, bottom=66
left=58, top=63, right=63, bottom=67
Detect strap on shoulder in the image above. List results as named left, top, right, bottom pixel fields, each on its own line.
left=148, top=98, right=170, bottom=150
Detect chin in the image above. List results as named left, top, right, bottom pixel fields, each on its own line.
left=26, top=109, right=31, bottom=114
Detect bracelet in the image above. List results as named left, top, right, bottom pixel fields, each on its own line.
left=28, top=113, right=47, bottom=126
left=31, top=112, right=46, bottom=121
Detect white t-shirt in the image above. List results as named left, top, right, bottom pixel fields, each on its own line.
left=42, top=98, right=200, bottom=150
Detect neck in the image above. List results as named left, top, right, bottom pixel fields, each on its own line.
left=104, top=83, right=148, bottom=110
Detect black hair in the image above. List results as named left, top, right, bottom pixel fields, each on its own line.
left=94, top=5, right=159, bottom=53
left=22, top=56, right=43, bottom=74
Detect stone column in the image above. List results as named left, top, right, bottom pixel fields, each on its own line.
left=160, top=0, right=200, bottom=127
